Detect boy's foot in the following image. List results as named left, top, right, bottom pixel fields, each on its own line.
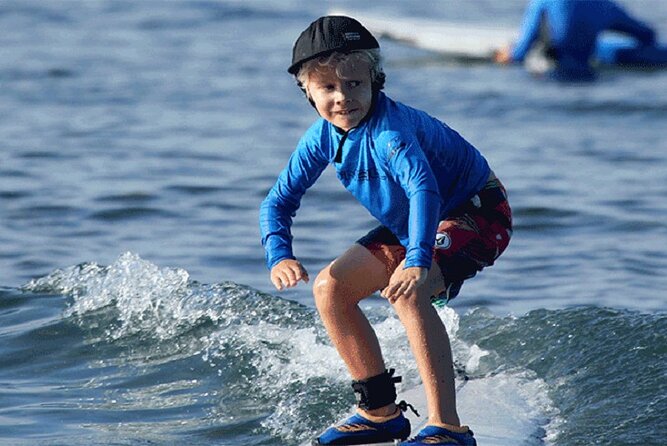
left=312, top=409, right=411, bottom=445
left=400, top=425, right=476, bottom=446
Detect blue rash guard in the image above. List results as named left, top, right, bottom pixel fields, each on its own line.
left=259, top=91, right=490, bottom=271
left=511, top=0, right=656, bottom=80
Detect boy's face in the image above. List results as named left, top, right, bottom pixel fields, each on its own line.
left=305, top=61, right=373, bottom=131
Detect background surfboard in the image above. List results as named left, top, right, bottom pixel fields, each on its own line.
left=330, top=10, right=515, bottom=62
left=330, top=10, right=667, bottom=66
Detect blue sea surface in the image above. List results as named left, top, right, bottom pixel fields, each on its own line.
left=1, top=1, right=666, bottom=445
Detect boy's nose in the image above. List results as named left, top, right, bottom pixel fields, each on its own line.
left=335, top=87, right=350, bottom=102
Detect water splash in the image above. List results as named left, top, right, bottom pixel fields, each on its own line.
left=20, top=254, right=559, bottom=444
left=22, top=252, right=313, bottom=342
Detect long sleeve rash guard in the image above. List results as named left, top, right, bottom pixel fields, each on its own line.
left=511, top=0, right=656, bottom=77
left=259, top=92, right=490, bottom=271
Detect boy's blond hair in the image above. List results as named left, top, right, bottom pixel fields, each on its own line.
left=295, top=49, right=385, bottom=92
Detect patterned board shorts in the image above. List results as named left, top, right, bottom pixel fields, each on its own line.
left=357, top=176, right=513, bottom=306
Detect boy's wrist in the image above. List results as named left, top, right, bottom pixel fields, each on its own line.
left=267, top=253, right=296, bottom=270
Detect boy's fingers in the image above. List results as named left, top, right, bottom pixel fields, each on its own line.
left=284, top=270, right=296, bottom=286
left=270, top=261, right=310, bottom=290
left=383, top=277, right=420, bottom=303
left=294, top=263, right=309, bottom=283
left=300, top=266, right=310, bottom=282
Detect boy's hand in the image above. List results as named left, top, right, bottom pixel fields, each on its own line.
left=270, top=259, right=309, bottom=290
left=381, top=264, right=427, bottom=304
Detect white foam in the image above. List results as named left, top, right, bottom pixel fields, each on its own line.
left=277, top=305, right=558, bottom=445
left=202, top=319, right=350, bottom=441
left=456, top=372, right=559, bottom=445
left=24, top=252, right=232, bottom=341
left=24, top=254, right=560, bottom=444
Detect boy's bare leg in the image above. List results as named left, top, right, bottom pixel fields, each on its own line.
left=313, top=244, right=460, bottom=426
left=313, top=244, right=396, bottom=416
left=391, top=261, right=461, bottom=426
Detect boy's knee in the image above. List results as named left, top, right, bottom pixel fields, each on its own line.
left=312, top=268, right=336, bottom=308
left=312, top=268, right=354, bottom=313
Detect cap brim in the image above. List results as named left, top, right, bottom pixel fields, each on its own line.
left=287, top=49, right=339, bottom=74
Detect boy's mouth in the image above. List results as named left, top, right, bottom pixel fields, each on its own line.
left=336, top=108, right=358, bottom=116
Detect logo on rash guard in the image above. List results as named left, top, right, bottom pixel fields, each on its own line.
left=337, top=169, right=387, bottom=181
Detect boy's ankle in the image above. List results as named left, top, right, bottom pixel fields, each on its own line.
left=358, top=403, right=398, bottom=421
left=429, top=422, right=470, bottom=434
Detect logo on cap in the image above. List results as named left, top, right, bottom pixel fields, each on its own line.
left=344, top=32, right=361, bottom=41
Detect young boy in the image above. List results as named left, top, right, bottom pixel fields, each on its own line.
left=260, top=16, right=512, bottom=446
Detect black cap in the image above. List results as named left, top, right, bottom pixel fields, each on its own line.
left=288, top=15, right=379, bottom=75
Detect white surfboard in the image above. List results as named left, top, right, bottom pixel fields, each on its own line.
left=302, top=371, right=554, bottom=445
left=329, top=10, right=516, bottom=61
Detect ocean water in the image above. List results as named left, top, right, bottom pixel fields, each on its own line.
left=1, top=1, right=666, bottom=445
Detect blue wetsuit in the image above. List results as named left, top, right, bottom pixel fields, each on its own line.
left=511, top=0, right=656, bottom=80
left=259, top=92, right=490, bottom=271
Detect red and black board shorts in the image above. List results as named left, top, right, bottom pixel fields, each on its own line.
left=357, top=176, right=513, bottom=306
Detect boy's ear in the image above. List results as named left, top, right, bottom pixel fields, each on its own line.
left=305, top=91, right=317, bottom=109
left=372, top=71, right=386, bottom=91
left=300, top=84, right=318, bottom=110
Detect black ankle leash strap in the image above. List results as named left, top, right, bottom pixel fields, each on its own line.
left=397, top=400, right=420, bottom=417
left=351, top=369, right=421, bottom=417
left=351, top=368, right=401, bottom=411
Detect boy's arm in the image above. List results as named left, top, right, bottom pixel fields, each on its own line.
left=379, top=132, right=440, bottom=302
left=260, top=177, right=300, bottom=270
left=259, top=140, right=329, bottom=270
left=381, top=132, right=440, bottom=270
left=405, top=188, right=440, bottom=269
left=380, top=188, right=439, bottom=301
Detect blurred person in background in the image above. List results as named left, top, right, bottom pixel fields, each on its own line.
left=495, top=0, right=657, bottom=80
